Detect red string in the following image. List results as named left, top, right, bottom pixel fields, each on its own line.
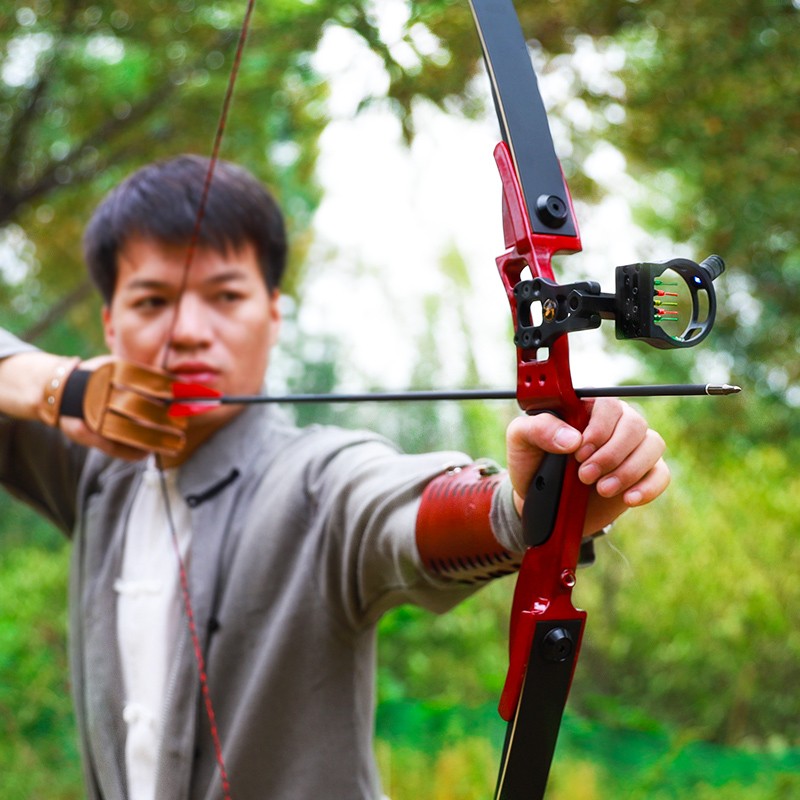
left=160, top=0, right=257, bottom=371
left=156, top=3, right=257, bottom=798
left=158, top=461, right=233, bottom=799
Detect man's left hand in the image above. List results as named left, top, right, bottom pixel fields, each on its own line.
left=505, top=398, right=670, bottom=536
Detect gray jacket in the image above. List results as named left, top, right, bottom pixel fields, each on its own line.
left=0, top=330, right=523, bottom=800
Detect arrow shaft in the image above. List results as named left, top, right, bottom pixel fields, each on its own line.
left=171, top=384, right=740, bottom=407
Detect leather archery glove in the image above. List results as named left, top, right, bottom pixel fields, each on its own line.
left=39, top=357, right=186, bottom=456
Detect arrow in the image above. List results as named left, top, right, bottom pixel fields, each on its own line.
left=167, top=382, right=741, bottom=416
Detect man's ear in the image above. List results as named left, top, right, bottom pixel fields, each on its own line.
left=267, top=289, right=282, bottom=348
left=101, top=306, right=115, bottom=352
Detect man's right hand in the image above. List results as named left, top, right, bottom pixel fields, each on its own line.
left=0, top=351, right=186, bottom=460
left=42, top=355, right=187, bottom=458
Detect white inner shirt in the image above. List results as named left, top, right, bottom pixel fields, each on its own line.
left=115, top=458, right=192, bottom=800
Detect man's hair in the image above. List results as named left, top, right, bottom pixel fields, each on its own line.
left=83, top=155, right=287, bottom=302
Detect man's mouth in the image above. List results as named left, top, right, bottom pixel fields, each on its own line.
left=170, top=364, right=220, bottom=386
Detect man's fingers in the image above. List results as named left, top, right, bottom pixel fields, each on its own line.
left=584, top=457, right=671, bottom=532
left=49, top=359, right=187, bottom=457
left=506, top=413, right=582, bottom=458
left=60, top=418, right=151, bottom=461
left=577, top=400, right=651, bottom=481
left=574, top=397, right=622, bottom=463
left=505, top=413, right=584, bottom=516
left=582, top=421, right=666, bottom=502
left=593, top=428, right=667, bottom=497
left=621, top=457, right=671, bottom=507
left=506, top=398, right=671, bottom=528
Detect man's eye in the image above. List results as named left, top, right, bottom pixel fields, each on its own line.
left=134, top=296, right=168, bottom=310
left=217, top=290, right=243, bottom=303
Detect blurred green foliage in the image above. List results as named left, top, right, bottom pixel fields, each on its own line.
left=573, top=399, right=800, bottom=747
left=0, top=542, right=81, bottom=799
left=376, top=708, right=800, bottom=799
left=2, top=0, right=799, bottom=797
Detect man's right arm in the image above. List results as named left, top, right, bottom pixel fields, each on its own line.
left=0, top=333, right=89, bottom=532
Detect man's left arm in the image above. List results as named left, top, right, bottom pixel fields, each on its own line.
left=415, top=398, right=669, bottom=583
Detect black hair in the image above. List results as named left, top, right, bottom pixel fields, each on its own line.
left=83, top=155, right=287, bottom=302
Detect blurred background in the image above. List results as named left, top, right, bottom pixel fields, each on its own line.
left=1, top=0, right=798, bottom=797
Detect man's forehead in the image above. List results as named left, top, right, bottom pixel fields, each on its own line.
left=117, top=236, right=260, bottom=282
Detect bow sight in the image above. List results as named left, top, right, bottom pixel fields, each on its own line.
left=513, top=254, right=725, bottom=353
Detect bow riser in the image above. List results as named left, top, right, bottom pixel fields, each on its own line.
left=492, top=140, right=592, bottom=728
left=499, top=480, right=590, bottom=722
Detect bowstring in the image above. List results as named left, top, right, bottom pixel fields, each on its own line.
left=159, top=0, right=257, bottom=369
left=157, top=460, right=233, bottom=799
left=155, top=3, right=257, bottom=798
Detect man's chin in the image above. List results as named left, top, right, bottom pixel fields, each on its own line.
left=186, top=401, right=242, bottom=430
left=163, top=403, right=245, bottom=463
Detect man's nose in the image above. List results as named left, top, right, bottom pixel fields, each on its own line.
left=168, top=294, right=212, bottom=348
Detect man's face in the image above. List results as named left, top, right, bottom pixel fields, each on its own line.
left=102, top=236, right=280, bottom=434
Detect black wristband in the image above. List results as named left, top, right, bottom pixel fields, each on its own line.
left=59, top=369, right=91, bottom=419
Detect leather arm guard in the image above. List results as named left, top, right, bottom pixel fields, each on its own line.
left=39, top=358, right=186, bottom=456
left=416, top=462, right=522, bottom=585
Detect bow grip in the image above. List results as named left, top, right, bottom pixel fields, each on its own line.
left=523, top=450, right=567, bottom=548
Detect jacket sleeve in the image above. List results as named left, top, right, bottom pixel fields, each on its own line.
left=296, top=428, right=524, bottom=630
left=0, top=328, right=87, bottom=534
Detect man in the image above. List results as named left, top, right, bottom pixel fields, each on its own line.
left=0, top=155, right=669, bottom=800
